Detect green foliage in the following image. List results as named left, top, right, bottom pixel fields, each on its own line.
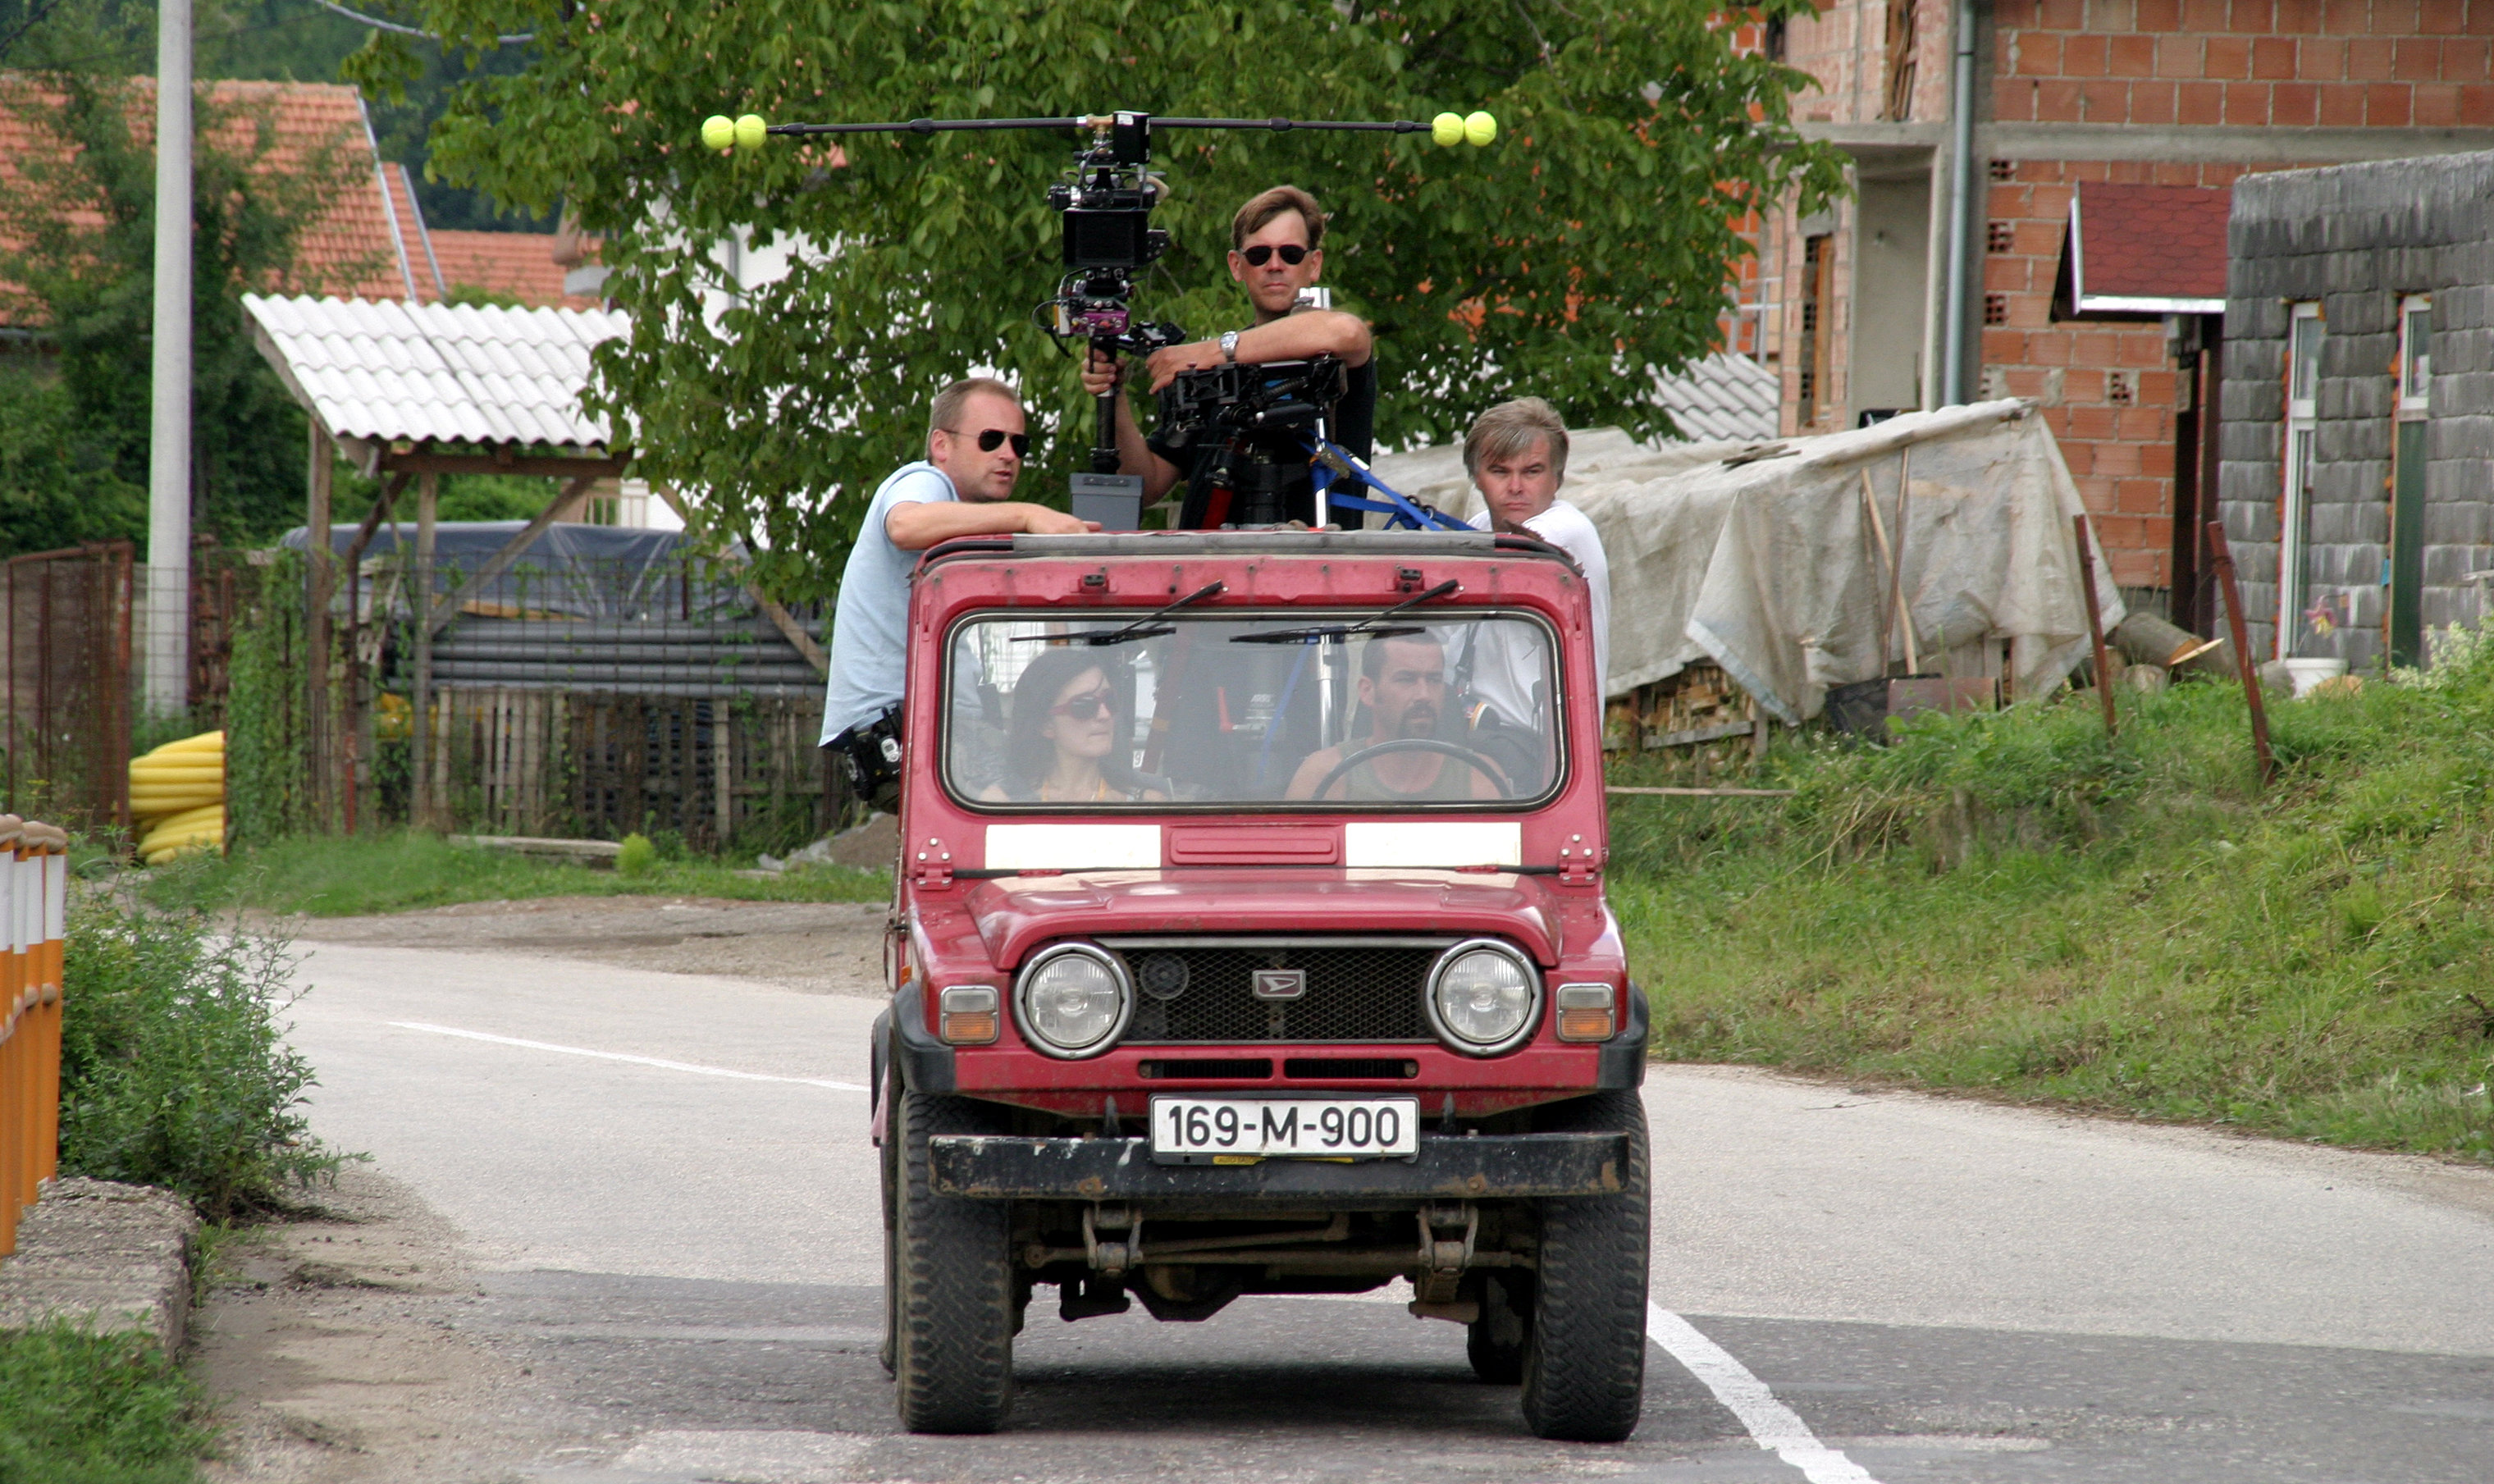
left=0, top=71, right=363, bottom=555
left=139, top=829, right=890, bottom=916
left=0, top=1323, right=210, bottom=1484
left=614, top=831, right=657, bottom=878
left=60, top=890, right=350, bottom=1218
left=224, top=550, right=312, bottom=846
left=1611, top=650, right=2494, bottom=1164
left=415, top=0, right=1845, bottom=600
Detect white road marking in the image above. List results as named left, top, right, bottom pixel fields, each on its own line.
left=1647, top=1303, right=1883, bottom=1484
left=388, top=1021, right=870, bottom=1091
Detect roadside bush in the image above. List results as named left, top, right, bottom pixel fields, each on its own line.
left=0, top=1323, right=209, bottom=1484
left=60, top=893, right=348, bottom=1219
left=615, top=832, right=658, bottom=878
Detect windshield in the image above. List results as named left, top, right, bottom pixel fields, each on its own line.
left=943, top=610, right=1564, bottom=810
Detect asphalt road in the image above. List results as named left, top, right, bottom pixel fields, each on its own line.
left=281, top=939, right=2494, bottom=1484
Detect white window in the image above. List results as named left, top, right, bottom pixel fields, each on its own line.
left=2277, top=303, right=2324, bottom=657
left=2398, top=295, right=2432, bottom=419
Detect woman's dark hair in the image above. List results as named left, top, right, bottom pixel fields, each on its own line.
left=1003, top=646, right=1139, bottom=792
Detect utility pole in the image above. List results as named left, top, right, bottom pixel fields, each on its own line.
left=144, top=0, right=193, bottom=719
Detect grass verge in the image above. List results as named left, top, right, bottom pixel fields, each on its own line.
left=0, top=1324, right=211, bottom=1483
left=135, top=830, right=890, bottom=918
left=1608, top=654, right=2494, bottom=1164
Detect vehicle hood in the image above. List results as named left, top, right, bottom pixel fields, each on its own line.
left=958, top=869, right=1594, bottom=969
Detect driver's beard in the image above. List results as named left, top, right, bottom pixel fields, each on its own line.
left=1395, top=703, right=1438, bottom=739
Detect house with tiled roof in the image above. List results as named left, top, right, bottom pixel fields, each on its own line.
left=0, top=75, right=590, bottom=320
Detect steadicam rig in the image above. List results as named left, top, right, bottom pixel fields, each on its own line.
left=699, top=106, right=1498, bottom=523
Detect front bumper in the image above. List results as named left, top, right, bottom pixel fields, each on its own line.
left=927, top=1130, right=1630, bottom=1204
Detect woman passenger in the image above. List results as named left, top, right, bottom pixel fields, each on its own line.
left=981, top=646, right=1170, bottom=803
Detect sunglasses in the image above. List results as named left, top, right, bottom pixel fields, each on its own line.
left=1240, top=243, right=1309, bottom=267
left=1049, top=689, right=1118, bottom=721
left=946, top=427, right=1030, bottom=456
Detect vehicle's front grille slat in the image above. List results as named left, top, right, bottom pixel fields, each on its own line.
left=1112, top=943, right=1439, bottom=1044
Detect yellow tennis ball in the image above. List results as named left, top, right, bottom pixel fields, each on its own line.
left=734, top=113, right=768, bottom=150
left=1431, top=112, right=1464, bottom=148
left=701, top=114, right=733, bottom=152
left=1464, top=110, right=1497, bottom=147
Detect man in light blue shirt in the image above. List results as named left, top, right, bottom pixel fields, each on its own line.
left=821, top=377, right=1093, bottom=795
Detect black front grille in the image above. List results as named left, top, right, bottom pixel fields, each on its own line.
left=1140, top=1057, right=1274, bottom=1080
left=1284, top=1057, right=1418, bottom=1080
left=1112, top=942, right=1441, bottom=1044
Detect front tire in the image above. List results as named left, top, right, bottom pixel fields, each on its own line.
left=1519, top=1089, right=1650, bottom=1442
left=893, top=1091, right=1016, bottom=1433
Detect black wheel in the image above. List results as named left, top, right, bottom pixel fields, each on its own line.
left=893, top=1090, right=1016, bottom=1433
left=1519, top=1089, right=1650, bottom=1442
left=1467, top=1271, right=1532, bottom=1384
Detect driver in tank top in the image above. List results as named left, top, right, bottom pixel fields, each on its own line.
left=1285, top=632, right=1506, bottom=801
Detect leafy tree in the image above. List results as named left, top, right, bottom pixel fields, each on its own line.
left=412, top=0, right=1843, bottom=600
left=0, top=71, right=366, bottom=554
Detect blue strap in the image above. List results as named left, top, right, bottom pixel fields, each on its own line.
left=1312, top=439, right=1473, bottom=532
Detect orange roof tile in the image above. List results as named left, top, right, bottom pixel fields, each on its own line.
left=427, top=228, right=602, bottom=310
left=0, top=75, right=418, bottom=325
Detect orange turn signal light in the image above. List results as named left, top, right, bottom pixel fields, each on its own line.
left=1554, top=984, right=1616, bottom=1043
left=939, top=985, right=1001, bottom=1044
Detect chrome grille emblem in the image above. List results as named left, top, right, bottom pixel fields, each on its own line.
left=1251, top=968, right=1307, bottom=1001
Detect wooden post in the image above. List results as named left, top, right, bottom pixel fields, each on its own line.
left=2204, top=520, right=2277, bottom=788
left=714, top=710, right=732, bottom=847
left=413, top=471, right=439, bottom=827
left=305, top=423, right=333, bottom=829
left=2072, top=514, right=2118, bottom=739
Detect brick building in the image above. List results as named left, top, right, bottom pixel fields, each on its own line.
left=1743, top=0, right=2494, bottom=624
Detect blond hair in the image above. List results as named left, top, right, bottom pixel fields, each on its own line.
left=1462, top=398, right=1570, bottom=484
left=928, top=377, right=1020, bottom=441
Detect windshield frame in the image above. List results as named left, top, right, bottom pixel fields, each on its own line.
left=938, top=605, right=1572, bottom=815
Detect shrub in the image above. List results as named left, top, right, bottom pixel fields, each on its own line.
left=615, top=832, right=658, bottom=878
left=0, top=1324, right=209, bottom=1484
left=60, top=894, right=349, bottom=1219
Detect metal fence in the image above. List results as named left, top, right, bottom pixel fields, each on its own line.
left=2, top=545, right=135, bottom=832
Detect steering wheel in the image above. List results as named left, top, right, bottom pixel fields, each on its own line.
left=1311, top=738, right=1510, bottom=802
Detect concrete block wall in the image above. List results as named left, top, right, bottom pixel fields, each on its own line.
left=2221, top=149, right=2494, bottom=665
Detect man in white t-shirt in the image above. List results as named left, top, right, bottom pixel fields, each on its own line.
left=820, top=377, right=1094, bottom=797
left=1455, top=398, right=1610, bottom=751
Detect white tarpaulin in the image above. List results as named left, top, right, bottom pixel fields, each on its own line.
left=1368, top=400, right=2124, bottom=724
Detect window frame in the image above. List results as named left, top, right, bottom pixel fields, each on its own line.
left=2277, top=301, right=2325, bottom=658
left=939, top=605, right=1572, bottom=815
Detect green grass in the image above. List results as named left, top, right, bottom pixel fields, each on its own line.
left=1608, top=656, right=2494, bottom=1165
left=0, top=1325, right=212, bottom=1484
left=137, top=829, right=889, bottom=918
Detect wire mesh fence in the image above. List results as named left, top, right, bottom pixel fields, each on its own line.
left=2, top=544, right=135, bottom=831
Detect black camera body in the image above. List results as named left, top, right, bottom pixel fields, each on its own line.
left=1041, top=112, right=1181, bottom=360
left=1155, top=358, right=1349, bottom=528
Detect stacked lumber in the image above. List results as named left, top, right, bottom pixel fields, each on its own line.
left=1603, top=661, right=1756, bottom=751
left=127, top=733, right=225, bottom=865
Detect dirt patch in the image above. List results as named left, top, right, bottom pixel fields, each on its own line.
left=257, top=895, right=890, bottom=998
left=194, top=1167, right=603, bottom=1483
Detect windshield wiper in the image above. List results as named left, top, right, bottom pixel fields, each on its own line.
left=1010, top=580, right=1226, bottom=647
left=1228, top=578, right=1462, bottom=645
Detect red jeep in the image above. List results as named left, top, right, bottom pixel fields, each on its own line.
left=870, top=530, right=1649, bottom=1440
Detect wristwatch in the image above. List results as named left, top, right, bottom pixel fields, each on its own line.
left=1219, top=330, right=1240, bottom=363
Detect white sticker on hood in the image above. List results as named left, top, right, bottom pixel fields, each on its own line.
left=984, top=824, right=1162, bottom=871
left=1343, top=821, right=1521, bottom=869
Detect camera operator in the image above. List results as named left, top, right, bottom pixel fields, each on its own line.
left=1079, top=185, right=1376, bottom=527
left=820, top=377, right=1094, bottom=801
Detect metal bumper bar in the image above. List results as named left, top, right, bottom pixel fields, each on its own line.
left=927, top=1131, right=1630, bottom=1203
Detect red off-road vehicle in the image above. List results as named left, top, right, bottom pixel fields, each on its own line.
left=870, top=530, right=1648, bottom=1440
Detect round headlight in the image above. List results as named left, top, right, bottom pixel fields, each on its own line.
left=1427, top=942, right=1540, bottom=1055
left=1016, top=944, right=1132, bottom=1058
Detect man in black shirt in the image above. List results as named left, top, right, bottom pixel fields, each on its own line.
left=1079, top=185, right=1377, bottom=527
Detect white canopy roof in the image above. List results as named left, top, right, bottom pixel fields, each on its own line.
left=242, top=294, right=629, bottom=452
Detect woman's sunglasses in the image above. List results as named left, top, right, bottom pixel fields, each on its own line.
left=1240, top=244, right=1309, bottom=267
left=1049, top=690, right=1118, bottom=721
left=948, top=427, right=1030, bottom=456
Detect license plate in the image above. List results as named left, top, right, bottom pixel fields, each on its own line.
left=1149, top=1097, right=1419, bottom=1162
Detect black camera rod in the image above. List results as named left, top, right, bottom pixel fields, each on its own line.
left=764, top=116, right=1429, bottom=138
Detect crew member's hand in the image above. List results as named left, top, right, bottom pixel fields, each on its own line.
left=1080, top=345, right=1123, bottom=399
left=1144, top=340, right=1226, bottom=392
left=1021, top=506, right=1102, bottom=536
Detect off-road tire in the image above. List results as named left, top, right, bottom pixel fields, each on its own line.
left=893, top=1090, right=1016, bottom=1433
left=1467, top=1270, right=1532, bottom=1384
left=1519, top=1089, right=1650, bottom=1442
